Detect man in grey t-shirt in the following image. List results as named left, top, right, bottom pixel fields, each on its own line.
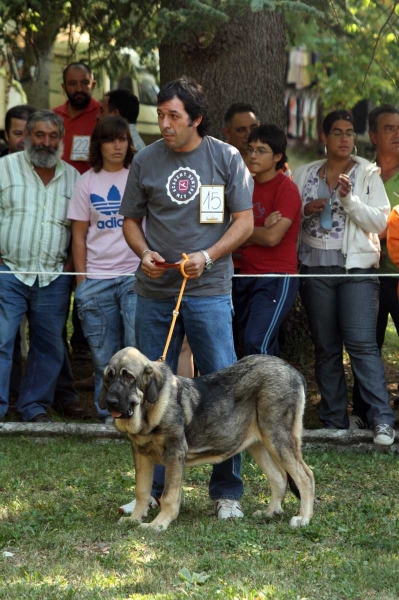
left=119, top=77, right=253, bottom=521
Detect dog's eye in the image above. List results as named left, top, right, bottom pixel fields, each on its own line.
left=121, top=369, right=135, bottom=381
left=105, top=368, right=115, bottom=381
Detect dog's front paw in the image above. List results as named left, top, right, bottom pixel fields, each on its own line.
left=289, top=515, right=310, bottom=528
left=139, top=521, right=167, bottom=533
left=253, top=506, right=284, bottom=519
left=118, top=515, right=142, bottom=526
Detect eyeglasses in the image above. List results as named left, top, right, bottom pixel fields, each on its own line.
left=329, top=131, right=357, bottom=139
left=248, top=148, right=273, bottom=156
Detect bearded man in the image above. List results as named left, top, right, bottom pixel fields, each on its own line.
left=53, top=62, right=100, bottom=175
left=0, top=110, right=79, bottom=422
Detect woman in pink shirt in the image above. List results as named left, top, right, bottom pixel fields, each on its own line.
left=68, top=116, right=139, bottom=420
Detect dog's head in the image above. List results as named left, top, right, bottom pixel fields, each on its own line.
left=99, top=348, right=165, bottom=423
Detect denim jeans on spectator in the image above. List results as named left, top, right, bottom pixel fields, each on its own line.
left=352, top=275, right=399, bottom=424
left=52, top=343, right=80, bottom=408
left=10, top=324, right=79, bottom=408
left=74, top=276, right=137, bottom=419
left=300, top=266, right=395, bottom=429
left=0, top=264, right=72, bottom=421
left=135, top=293, right=243, bottom=501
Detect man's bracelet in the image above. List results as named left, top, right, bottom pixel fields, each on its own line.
left=141, top=248, right=151, bottom=258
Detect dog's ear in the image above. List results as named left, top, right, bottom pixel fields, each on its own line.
left=99, top=367, right=113, bottom=409
left=142, top=363, right=163, bottom=404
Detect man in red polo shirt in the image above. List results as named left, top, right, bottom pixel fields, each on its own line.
left=53, top=62, right=100, bottom=175
left=54, top=61, right=100, bottom=378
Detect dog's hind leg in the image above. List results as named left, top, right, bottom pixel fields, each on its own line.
left=267, top=440, right=314, bottom=528
left=120, top=451, right=155, bottom=525
left=257, top=381, right=314, bottom=527
left=248, top=443, right=287, bottom=519
left=287, top=456, right=314, bottom=528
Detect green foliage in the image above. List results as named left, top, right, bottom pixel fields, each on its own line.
left=2, top=0, right=399, bottom=111
left=286, top=0, right=399, bottom=109
left=0, top=0, right=158, bottom=83
left=0, top=0, right=335, bottom=75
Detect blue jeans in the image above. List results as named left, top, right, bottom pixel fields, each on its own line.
left=233, top=276, right=299, bottom=357
left=135, top=293, right=243, bottom=501
left=0, top=265, right=72, bottom=421
left=352, top=276, right=399, bottom=423
left=74, top=276, right=137, bottom=418
left=300, top=266, right=395, bottom=429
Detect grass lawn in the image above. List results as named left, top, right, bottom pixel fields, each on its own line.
left=6, top=141, right=398, bottom=598
left=1, top=439, right=399, bottom=600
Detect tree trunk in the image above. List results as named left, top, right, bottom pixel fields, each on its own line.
left=21, top=41, right=55, bottom=109
left=159, top=9, right=315, bottom=366
left=159, top=9, right=287, bottom=138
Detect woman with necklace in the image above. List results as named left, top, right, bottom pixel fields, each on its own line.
left=293, top=109, right=395, bottom=445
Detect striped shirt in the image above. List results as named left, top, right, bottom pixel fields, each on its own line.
left=0, top=150, right=79, bottom=287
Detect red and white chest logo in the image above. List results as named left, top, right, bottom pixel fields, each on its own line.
left=179, top=180, right=189, bottom=192
left=166, top=167, right=201, bottom=205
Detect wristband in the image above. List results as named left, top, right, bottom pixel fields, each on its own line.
left=141, top=248, right=151, bottom=258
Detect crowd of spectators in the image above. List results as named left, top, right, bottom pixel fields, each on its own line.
left=0, top=64, right=398, bottom=459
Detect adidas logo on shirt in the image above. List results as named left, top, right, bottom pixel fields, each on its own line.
left=90, top=185, right=124, bottom=229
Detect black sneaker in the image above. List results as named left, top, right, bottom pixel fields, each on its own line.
left=30, top=413, right=50, bottom=423
left=373, top=424, right=395, bottom=446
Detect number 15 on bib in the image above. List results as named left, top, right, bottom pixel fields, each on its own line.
left=199, top=185, right=225, bottom=224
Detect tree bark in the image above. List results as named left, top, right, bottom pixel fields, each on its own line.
left=21, top=41, right=55, bottom=109
left=159, top=9, right=287, bottom=138
left=18, top=1, right=66, bottom=109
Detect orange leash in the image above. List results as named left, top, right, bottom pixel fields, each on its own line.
left=157, top=253, right=190, bottom=362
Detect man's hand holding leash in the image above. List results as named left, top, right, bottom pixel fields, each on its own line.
left=178, top=252, right=206, bottom=279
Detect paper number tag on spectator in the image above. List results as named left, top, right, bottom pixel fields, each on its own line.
left=70, top=136, right=90, bottom=161
left=199, top=185, right=225, bottom=223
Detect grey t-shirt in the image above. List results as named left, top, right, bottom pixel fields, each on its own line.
left=120, top=136, right=253, bottom=299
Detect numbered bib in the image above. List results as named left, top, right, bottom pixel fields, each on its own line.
left=199, top=185, right=225, bottom=224
left=70, top=135, right=90, bottom=161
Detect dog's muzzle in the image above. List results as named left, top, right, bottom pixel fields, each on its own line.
left=110, top=407, right=133, bottom=420
left=105, top=391, right=133, bottom=420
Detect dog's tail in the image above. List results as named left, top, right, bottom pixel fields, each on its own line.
left=287, top=473, right=301, bottom=499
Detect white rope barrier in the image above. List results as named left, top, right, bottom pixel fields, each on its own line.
left=0, top=271, right=398, bottom=278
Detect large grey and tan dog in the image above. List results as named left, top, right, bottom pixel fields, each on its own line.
left=100, top=347, right=314, bottom=532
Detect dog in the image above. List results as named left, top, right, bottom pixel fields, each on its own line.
left=100, top=347, right=315, bottom=532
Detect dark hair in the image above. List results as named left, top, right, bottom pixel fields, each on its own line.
left=26, top=110, right=65, bottom=137
left=89, top=116, right=134, bottom=173
left=248, top=124, right=287, bottom=171
left=322, top=110, right=355, bottom=135
left=368, top=104, right=399, bottom=134
left=106, top=89, right=140, bottom=124
left=157, top=77, right=210, bottom=137
left=62, top=62, right=93, bottom=84
left=224, top=103, right=258, bottom=126
left=5, top=104, right=36, bottom=135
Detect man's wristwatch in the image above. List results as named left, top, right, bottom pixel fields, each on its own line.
left=199, top=249, right=213, bottom=270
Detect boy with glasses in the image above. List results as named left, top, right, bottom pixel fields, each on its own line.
left=233, top=124, right=301, bottom=357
